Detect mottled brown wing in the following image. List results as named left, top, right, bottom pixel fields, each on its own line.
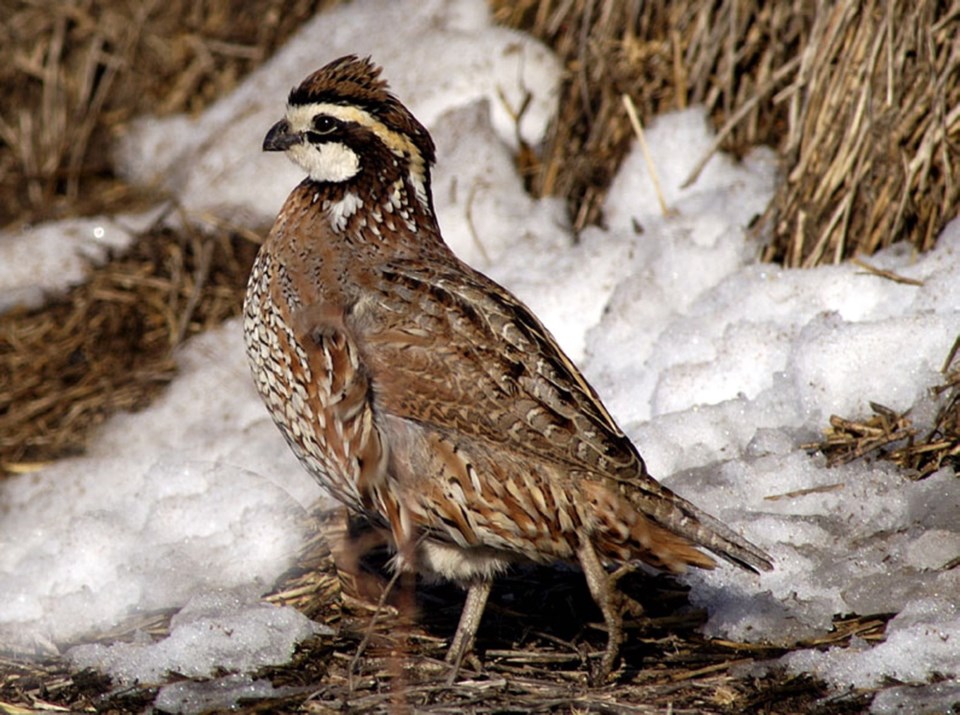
left=349, top=258, right=773, bottom=573
left=352, top=260, right=631, bottom=473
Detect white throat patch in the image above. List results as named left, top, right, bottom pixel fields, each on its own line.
left=325, top=192, right=363, bottom=232
left=287, top=140, right=360, bottom=183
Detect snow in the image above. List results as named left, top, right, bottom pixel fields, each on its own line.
left=0, top=209, right=163, bottom=312
left=152, top=674, right=301, bottom=715
left=0, top=439, right=317, bottom=656
left=783, top=597, right=959, bottom=689
left=1, top=0, right=958, bottom=709
left=69, top=586, right=323, bottom=685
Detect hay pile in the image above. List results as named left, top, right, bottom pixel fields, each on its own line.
left=493, top=0, right=959, bottom=267
left=492, top=0, right=811, bottom=230
left=2, top=0, right=959, bottom=712
left=757, top=1, right=960, bottom=267
left=0, top=0, right=334, bottom=226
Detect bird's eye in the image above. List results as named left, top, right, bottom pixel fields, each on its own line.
left=311, top=115, right=339, bottom=135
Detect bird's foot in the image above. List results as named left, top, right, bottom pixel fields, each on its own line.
left=578, top=539, right=627, bottom=683
left=607, top=563, right=645, bottom=620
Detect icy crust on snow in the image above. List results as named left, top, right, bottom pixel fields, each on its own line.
left=0, top=209, right=163, bottom=313
left=68, top=587, right=325, bottom=686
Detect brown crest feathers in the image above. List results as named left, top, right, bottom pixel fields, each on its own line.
left=288, top=55, right=436, bottom=167
left=288, top=55, right=388, bottom=108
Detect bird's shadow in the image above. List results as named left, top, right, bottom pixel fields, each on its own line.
left=339, top=524, right=709, bottom=674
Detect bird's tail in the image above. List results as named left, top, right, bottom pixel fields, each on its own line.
left=624, top=474, right=773, bottom=574
left=589, top=475, right=773, bottom=574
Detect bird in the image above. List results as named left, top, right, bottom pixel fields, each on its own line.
left=243, top=54, right=773, bottom=679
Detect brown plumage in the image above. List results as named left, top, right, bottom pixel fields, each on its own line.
left=243, top=55, right=772, bottom=678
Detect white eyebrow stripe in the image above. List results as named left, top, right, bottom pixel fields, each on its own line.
left=287, top=102, right=419, bottom=162
left=286, top=100, right=432, bottom=214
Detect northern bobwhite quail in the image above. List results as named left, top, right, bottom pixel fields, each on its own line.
left=243, top=55, right=772, bottom=678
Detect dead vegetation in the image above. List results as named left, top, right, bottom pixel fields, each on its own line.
left=756, top=1, right=960, bottom=267
left=492, top=0, right=812, bottom=231
left=493, top=0, right=960, bottom=265
left=2, top=0, right=959, bottom=712
left=0, top=0, right=335, bottom=226
left=0, top=217, right=259, bottom=472
left=811, top=337, right=960, bottom=478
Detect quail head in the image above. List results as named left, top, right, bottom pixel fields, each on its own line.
left=243, top=55, right=773, bottom=678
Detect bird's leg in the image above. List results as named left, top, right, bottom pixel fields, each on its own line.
left=326, top=509, right=396, bottom=607
left=577, top=538, right=623, bottom=681
left=445, top=579, right=492, bottom=683
left=608, top=562, right=645, bottom=620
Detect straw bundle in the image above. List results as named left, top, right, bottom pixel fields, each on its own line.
left=759, top=1, right=960, bottom=266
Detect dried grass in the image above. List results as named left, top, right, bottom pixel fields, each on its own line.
left=757, top=1, right=960, bottom=267
left=812, top=338, right=960, bottom=479
left=0, top=0, right=335, bottom=226
left=0, top=218, right=260, bottom=472
left=492, top=0, right=812, bottom=230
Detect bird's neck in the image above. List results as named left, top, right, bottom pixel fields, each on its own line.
left=282, top=176, right=446, bottom=260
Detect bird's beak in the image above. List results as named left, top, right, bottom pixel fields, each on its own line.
left=263, top=120, right=302, bottom=152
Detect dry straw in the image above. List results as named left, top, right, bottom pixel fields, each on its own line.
left=0, top=0, right=332, bottom=225
left=758, top=1, right=960, bottom=267
left=493, top=0, right=959, bottom=267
